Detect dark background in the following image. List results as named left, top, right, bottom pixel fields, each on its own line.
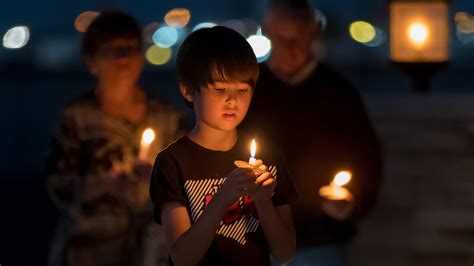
left=1, top=0, right=473, bottom=265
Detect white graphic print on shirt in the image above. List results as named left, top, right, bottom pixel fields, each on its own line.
left=183, top=165, right=278, bottom=245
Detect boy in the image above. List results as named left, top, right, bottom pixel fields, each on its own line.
left=149, top=26, right=298, bottom=265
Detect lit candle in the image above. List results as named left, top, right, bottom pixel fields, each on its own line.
left=139, top=128, right=155, bottom=162
left=319, top=171, right=352, bottom=200
left=249, top=139, right=257, bottom=165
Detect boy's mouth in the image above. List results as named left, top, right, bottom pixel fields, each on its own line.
left=223, top=112, right=237, bottom=121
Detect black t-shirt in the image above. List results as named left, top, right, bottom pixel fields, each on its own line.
left=149, top=135, right=298, bottom=266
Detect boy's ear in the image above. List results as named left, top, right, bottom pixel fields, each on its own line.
left=179, top=83, right=194, bottom=102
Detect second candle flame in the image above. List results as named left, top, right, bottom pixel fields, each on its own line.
left=334, top=171, right=352, bottom=186
left=142, top=128, right=155, bottom=144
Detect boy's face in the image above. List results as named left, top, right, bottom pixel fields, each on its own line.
left=182, top=81, right=252, bottom=132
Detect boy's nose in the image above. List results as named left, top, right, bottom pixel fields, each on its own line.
left=225, top=91, right=238, bottom=104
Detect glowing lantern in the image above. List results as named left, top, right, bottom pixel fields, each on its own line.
left=390, top=0, right=449, bottom=93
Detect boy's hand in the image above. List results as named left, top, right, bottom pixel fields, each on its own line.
left=234, top=159, right=276, bottom=205
left=218, top=167, right=258, bottom=205
left=253, top=171, right=276, bottom=205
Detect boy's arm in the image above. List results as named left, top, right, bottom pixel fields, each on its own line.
left=237, top=160, right=296, bottom=264
left=255, top=200, right=296, bottom=264
left=161, top=167, right=257, bottom=266
left=161, top=197, right=228, bottom=266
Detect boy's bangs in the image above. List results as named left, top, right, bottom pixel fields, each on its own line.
left=209, top=57, right=259, bottom=87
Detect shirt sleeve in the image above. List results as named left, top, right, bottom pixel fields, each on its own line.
left=149, top=151, right=188, bottom=224
left=271, top=152, right=299, bottom=207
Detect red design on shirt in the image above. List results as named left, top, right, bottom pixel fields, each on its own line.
left=205, top=194, right=259, bottom=225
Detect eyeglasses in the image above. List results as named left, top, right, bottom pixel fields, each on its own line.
left=95, top=45, right=142, bottom=59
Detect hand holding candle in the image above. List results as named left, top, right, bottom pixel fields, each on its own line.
left=138, top=128, right=155, bottom=162
left=319, top=171, right=352, bottom=201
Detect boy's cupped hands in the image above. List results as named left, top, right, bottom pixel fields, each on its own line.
left=234, top=160, right=277, bottom=205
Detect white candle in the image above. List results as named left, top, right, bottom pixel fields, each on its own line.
left=319, top=171, right=352, bottom=200
left=249, top=139, right=257, bottom=165
left=139, top=128, right=155, bottom=162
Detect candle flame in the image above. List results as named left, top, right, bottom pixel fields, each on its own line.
left=334, top=171, right=352, bottom=186
left=142, top=128, right=155, bottom=144
left=408, top=22, right=429, bottom=47
left=250, top=139, right=256, bottom=157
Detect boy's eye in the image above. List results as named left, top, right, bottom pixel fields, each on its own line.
left=238, top=88, right=249, bottom=93
left=214, top=88, right=226, bottom=93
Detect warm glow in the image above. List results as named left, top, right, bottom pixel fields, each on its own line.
left=408, top=22, right=429, bottom=47
left=142, top=128, right=155, bottom=144
left=319, top=184, right=350, bottom=200
left=3, top=26, right=30, bottom=49
left=331, top=186, right=348, bottom=199
left=250, top=139, right=256, bottom=158
left=74, top=11, right=100, bottom=33
left=164, top=8, right=191, bottom=28
left=334, top=171, right=352, bottom=186
left=349, top=21, right=376, bottom=43
left=390, top=2, right=448, bottom=62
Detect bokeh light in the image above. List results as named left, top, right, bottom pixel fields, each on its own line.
left=314, top=9, right=328, bottom=31
left=176, top=27, right=189, bottom=44
left=143, top=22, right=160, bottom=44
left=74, top=11, right=100, bottom=33
left=246, top=28, right=272, bottom=63
left=152, top=26, right=178, bottom=48
left=164, top=8, right=191, bottom=28
left=192, top=22, right=217, bottom=32
left=364, top=27, right=386, bottom=47
left=145, top=45, right=172, bottom=65
left=349, top=21, right=376, bottom=43
left=455, top=12, right=474, bottom=44
left=3, top=26, right=30, bottom=49
left=455, top=12, right=474, bottom=34
left=456, top=31, right=474, bottom=44
left=407, top=22, right=429, bottom=47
